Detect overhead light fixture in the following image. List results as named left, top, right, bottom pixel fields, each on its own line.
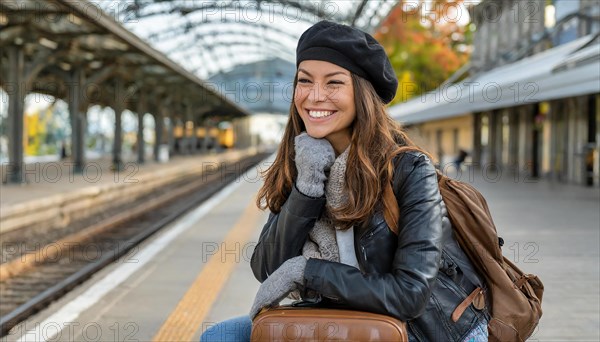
left=39, top=37, right=58, bottom=50
left=89, top=61, right=103, bottom=69
left=106, top=39, right=129, bottom=51
left=59, top=62, right=72, bottom=71
left=69, top=14, right=82, bottom=26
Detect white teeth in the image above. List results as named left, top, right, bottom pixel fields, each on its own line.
left=309, top=110, right=334, bottom=118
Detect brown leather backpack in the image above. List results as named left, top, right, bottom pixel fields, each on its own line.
left=434, top=171, right=544, bottom=341
left=386, top=169, right=544, bottom=341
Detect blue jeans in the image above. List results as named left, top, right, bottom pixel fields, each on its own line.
left=407, top=321, right=488, bottom=342
left=461, top=321, right=488, bottom=342
left=199, top=315, right=252, bottom=342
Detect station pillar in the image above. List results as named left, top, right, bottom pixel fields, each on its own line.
left=136, top=91, right=146, bottom=164
left=186, top=103, right=197, bottom=154
left=68, top=67, right=86, bottom=173
left=473, top=112, right=482, bottom=166
left=153, top=112, right=164, bottom=162
left=6, top=46, right=25, bottom=183
left=168, top=118, right=175, bottom=156
left=112, top=78, right=124, bottom=171
left=201, top=121, right=211, bottom=153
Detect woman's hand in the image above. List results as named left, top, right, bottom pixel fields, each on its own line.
left=294, top=132, right=336, bottom=197
left=249, top=256, right=307, bottom=319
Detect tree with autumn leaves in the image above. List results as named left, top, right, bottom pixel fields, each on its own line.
left=375, top=0, right=474, bottom=104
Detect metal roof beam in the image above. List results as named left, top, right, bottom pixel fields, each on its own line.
left=167, top=31, right=294, bottom=57
left=51, top=0, right=246, bottom=115
left=123, top=0, right=344, bottom=22
left=351, top=0, right=369, bottom=26
left=146, top=17, right=302, bottom=43
left=0, top=0, right=249, bottom=120
left=190, top=46, right=293, bottom=75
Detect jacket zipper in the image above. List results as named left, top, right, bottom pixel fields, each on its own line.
left=360, top=246, right=368, bottom=263
left=438, top=272, right=469, bottom=299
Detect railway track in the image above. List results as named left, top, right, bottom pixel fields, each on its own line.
left=0, top=152, right=269, bottom=336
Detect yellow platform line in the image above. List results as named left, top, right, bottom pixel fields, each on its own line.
left=152, top=200, right=264, bottom=342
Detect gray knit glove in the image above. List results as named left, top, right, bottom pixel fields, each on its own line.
left=294, top=132, right=336, bottom=197
left=249, top=256, right=307, bottom=319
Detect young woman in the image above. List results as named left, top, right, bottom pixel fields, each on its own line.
left=200, top=20, right=489, bottom=342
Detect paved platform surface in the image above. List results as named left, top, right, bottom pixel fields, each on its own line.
left=465, top=170, right=600, bottom=341
left=0, top=151, right=240, bottom=209
left=2, top=160, right=598, bottom=342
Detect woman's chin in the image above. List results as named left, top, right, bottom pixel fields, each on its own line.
left=305, top=128, right=328, bottom=139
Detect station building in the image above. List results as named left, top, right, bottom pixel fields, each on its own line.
left=391, top=0, right=600, bottom=186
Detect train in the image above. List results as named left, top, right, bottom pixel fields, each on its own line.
left=173, top=121, right=234, bottom=151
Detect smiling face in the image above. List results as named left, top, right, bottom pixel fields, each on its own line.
left=294, top=60, right=356, bottom=155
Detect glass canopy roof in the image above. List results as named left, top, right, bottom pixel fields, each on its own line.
left=98, top=1, right=399, bottom=79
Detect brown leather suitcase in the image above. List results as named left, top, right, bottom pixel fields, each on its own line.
left=251, top=306, right=408, bottom=341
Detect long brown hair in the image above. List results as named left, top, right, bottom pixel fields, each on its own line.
left=255, top=72, right=428, bottom=233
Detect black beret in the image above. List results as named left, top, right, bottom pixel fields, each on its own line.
left=296, top=20, right=398, bottom=104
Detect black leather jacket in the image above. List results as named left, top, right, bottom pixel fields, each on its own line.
left=251, top=152, right=489, bottom=341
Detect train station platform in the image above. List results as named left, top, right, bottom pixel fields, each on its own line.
left=2, top=151, right=273, bottom=342
left=0, top=149, right=264, bottom=235
left=2, top=160, right=599, bottom=341
left=0, top=150, right=257, bottom=208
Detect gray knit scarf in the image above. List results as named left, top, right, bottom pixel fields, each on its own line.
left=281, top=147, right=352, bottom=301
left=302, top=146, right=349, bottom=262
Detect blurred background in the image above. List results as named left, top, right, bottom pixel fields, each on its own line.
left=1, top=0, right=598, bottom=186
left=0, top=1, right=598, bottom=341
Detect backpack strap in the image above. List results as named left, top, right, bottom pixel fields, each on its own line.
left=451, top=287, right=484, bottom=322
left=383, top=159, right=484, bottom=288
left=436, top=171, right=486, bottom=289
left=383, top=184, right=399, bottom=230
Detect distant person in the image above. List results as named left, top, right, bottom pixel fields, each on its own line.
left=60, top=141, right=68, bottom=160
left=455, top=149, right=469, bottom=169
left=200, top=21, right=489, bottom=342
